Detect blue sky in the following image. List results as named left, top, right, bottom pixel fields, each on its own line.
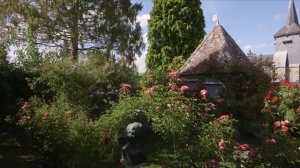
left=133, top=0, right=299, bottom=72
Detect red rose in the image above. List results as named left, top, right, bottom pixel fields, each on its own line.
left=272, top=97, right=279, bottom=103
left=265, top=95, right=271, bottom=100
left=239, top=144, right=249, bottom=151
left=273, top=85, right=280, bottom=91
left=256, top=93, right=262, bottom=98
left=103, top=135, right=111, bottom=144
left=266, top=90, right=272, bottom=96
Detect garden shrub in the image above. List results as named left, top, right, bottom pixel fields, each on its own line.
left=28, top=52, right=139, bottom=117
left=17, top=95, right=122, bottom=168
left=194, top=57, right=272, bottom=139
left=0, top=63, right=32, bottom=121
left=106, top=73, right=238, bottom=167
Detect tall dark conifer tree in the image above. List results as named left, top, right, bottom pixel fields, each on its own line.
left=146, top=0, right=205, bottom=71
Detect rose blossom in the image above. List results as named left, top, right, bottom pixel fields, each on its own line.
left=205, top=159, right=219, bottom=168
left=281, top=126, right=289, bottom=133
left=272, top=96, right=279, bottom=103
left=168, top=71, right=180, bottom=79
left=144, top=86, right=156, bottom=95
left=239, top=144, right=249, bottom=151
left=265, top=138, right=276, bottom=144
left=42, top=112, right=50, bottom=121
left=22, top=101, right=30, bottom=110
left=266, top=90, right=272, bottom=96
left=219, top=115, right=230, bottom=122
left=219, top=139, right=226, bottom=151
left=120, top=83, right=132, bottom=91
left=179, top=85, right=189, bottom=92
left=103, top=135, right=111, bottom=144
left=274, top=121, right=281, bottom=128
left=200, top=89, right=208, bottom=96
left=280, top=121, right=288, bottom=127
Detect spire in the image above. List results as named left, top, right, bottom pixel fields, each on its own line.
left=286, top=0, right=299, bottom=25
left=274, top=0, right=300, bottom=38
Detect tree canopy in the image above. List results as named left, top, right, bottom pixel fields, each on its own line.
left=0, top=0, right=144, bottom=63
left=146, top=0, right=205, bottom=71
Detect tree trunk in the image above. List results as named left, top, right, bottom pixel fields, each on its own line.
left=71, top=36, right=78, bottom=61
left=70, top=0, right=79, bottom=62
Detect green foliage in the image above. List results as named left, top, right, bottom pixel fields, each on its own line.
left=0, top=0, right=144, bottom=62
left=195, top=58, right=272, bottom=138
left=28, top=52, right=139, bottom=117
left=0, top=54, right=32, bottom=120
left=17, top=96, right=121, bottom=168
left=263, top=81, right=300, bottom=136
left=16, top=18, right=41, bottom=71
left=146, top=0, right=205, bottom=71
left=108, top=74, right=237, bottom=167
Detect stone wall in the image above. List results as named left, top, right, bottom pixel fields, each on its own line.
left=275, top=34, right=300, bottom=65
left=289, top=66, right=300, bottom=82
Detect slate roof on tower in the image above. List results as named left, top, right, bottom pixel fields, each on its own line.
left=179, top=24, right=249, bottom=75
left=274, top=0, right=300, bottom=38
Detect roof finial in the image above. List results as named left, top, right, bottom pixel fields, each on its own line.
left=286, top=0, right=299, bottom=25
left=212, top=14, right=219, bottom=26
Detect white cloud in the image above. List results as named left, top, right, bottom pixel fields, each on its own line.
left=135, top=33, right=148, bottom=73
left=242, top=43, right=273, bottom=55
left=137, top=14, right=150, bottom=28
left=135, top=49, right=147, bottom=73
left=243, top=44, right=253, bottom=52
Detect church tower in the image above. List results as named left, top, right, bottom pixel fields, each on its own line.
left=274, top=0, right=300, bottom=82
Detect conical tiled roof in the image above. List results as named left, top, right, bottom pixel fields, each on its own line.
left=180, top=24, right=249, bottom=75
left=274, top=0, right=300, bottom=38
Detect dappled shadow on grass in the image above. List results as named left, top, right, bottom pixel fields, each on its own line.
left=0, top=122, right=40, bottom=168
left=140, top=132, right=177, bottom=168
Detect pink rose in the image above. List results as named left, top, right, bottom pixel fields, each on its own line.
left=180, top=85, right=189, bottom=92
left=274, top=121, right=281, bottom=128
left=120, top=83, right=132, bottom=91
left=200, top=89, right=208, bottom=96
left=219, top=115, right=230, bottom=122
left=21, top=101, right=30, bottom=110
left=281, top=126, right=289, bottom=133
left=219, top=139, right=225, bottom=151
left=280, top=121, right=288, bottom=127
left=265, top=138, right=276, bottom=144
